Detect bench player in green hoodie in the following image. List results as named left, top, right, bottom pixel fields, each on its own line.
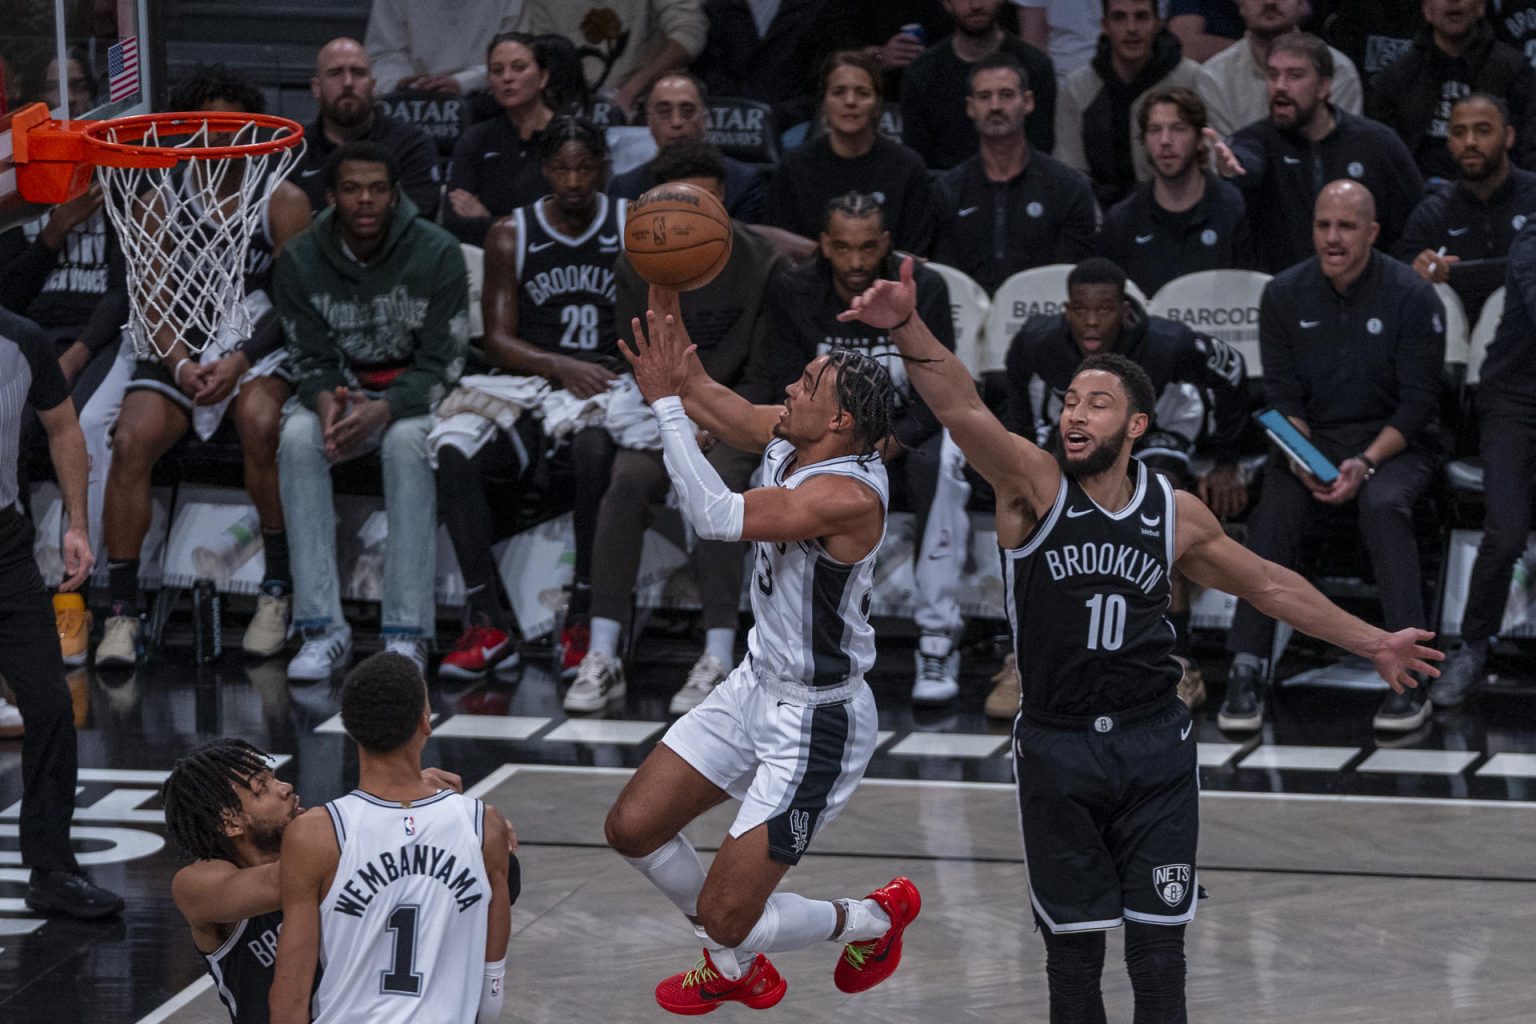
left=273, top=139, right=469, bottom=681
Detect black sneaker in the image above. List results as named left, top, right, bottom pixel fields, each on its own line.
left=1217, top=663, right=1264, bottom=731
left=26, top=868, right=124, bottom=919
left=1372, top=683, right=1431, bottom=732
left=1429, top=644, right=1487, bottom=708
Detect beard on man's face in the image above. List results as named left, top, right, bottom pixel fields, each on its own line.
left=1053, top=424, right=1129, bottom=479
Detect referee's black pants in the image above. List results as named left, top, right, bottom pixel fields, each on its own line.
left=1228, top=441, right=1437, bottom=660
left=0, top=505, right=80, bottom=873
left=1460, top=395, right=1536, bottom=645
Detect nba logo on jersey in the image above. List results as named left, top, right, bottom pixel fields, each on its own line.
left=402, top=815, right=416, bottom=837
left=1154, top=864, right=1190, bottom=907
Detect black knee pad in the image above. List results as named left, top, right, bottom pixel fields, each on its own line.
left=1124, top=922, right=1186, bottom=1024
left=1038, top=917, right=1108, bottom=1024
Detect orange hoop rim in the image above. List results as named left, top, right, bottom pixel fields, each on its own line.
left=79, top=110, right=305, bottom=168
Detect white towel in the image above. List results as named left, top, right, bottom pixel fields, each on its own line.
left=191, top=290, right=280, bottom=441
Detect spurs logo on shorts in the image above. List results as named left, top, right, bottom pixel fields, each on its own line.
left=1154, top=864, right=1191, bottom=907
left=789, top=809, right=812, bottom=856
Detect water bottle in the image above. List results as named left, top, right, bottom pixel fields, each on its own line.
left=192, top=577, right=223, bottom=663
left=192, top=510, right=263, bottom=589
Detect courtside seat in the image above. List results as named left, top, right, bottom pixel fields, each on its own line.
left=462, top=243, right=485, bottom=341
left=706, top=97, right=779, bottom=168
left=1445, top=286, right=1507, bottom=499
left=1148, top=269, right=1270, bottom=378
left=924, top=260, right=990, bottom=377
left=1436, top=282, right=1471, bottom=370
left=374, top=88, right=470, bottom=158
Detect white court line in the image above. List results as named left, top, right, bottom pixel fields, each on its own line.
left=133, top=976, right=213, bottom=1024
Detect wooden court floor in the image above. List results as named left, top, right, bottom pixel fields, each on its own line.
left=151, top=765, right=1535, bottom=1024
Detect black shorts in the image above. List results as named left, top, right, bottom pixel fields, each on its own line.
left=1013, top=695, right=1198, bottom=934
left=124, top=357, right=291, bottom=412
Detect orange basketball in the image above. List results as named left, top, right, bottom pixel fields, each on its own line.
left=624, top=182, right=733, bottom=291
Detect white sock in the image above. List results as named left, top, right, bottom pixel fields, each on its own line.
left=704, top=627, right=735, bottom=665
left=834, top=897, right=891, bottom=943
left=588, top=616, right=622, bottom=660
left=622, top=835, right=706, bottom=917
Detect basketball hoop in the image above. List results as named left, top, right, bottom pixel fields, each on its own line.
left=10, top=103, right=305, bottom=359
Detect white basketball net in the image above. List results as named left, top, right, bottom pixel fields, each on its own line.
left=94, top=118, right=303, bottom=359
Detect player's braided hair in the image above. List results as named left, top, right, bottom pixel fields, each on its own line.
left=818, top=347, right=897, bottom=461
left=161, top=739, right=271, bottom=862
left=537, top=114, right=608, bottom=165
left=823, top=190, right=885, bottom=233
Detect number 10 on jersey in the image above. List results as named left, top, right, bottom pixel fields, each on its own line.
left=1084, top=593, right=1127, bottom=651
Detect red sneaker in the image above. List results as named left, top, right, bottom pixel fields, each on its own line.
left=559, top=621, right=590, bottom=679
left=654, top=950, right=787, bottom=1016
left=440, top=625, right=519, bottom=679
left=833, top=876, right=922, bottom=994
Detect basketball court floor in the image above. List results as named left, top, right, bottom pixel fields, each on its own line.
left=3, top=630, right=1534, bottom=1023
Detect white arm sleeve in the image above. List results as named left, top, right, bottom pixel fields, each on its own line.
left=653, top=396, right=745, bottom=542
left=477, top=958, right=506, bottom=1023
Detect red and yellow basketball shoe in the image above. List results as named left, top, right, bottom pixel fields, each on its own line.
left=833, top=876, right=922, bottom=994
left=654, top=949, right=787, bottom=1016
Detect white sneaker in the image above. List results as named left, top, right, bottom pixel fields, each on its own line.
left=384, top=635, right=429, bottom=679
left=912, top=633, right=960, bottom=705
left=0, top=698, right=22, bottom=738
left=563, top=652, right=626, bottom=713
left=242, top=592, right=291, bottom=658
left=96, top=615, right=141, bottom=668
left=287, top=625, right=352, bottom=681
left=669, top=653, right=728, bottom=714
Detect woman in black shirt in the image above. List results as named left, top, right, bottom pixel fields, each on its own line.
left=765, top=49, right=938, bottom=256
left=444, top=32, right=555, bottom=245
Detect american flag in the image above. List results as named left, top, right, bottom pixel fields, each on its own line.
left=108, top=37, right=139, bottom=103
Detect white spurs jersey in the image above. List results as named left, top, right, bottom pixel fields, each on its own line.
left=743, top=439, right=889, bottom=689
left=313, top=789, right=490, bottom=1024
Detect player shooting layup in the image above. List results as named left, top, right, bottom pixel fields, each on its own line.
left=841, top=257, right=1442, bottom=1022
left=602, top=286, right=921, bottom=1014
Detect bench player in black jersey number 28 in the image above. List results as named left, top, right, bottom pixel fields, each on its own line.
left=840, top=257, right=1443, bottom=1023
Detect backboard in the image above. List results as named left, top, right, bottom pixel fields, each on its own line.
left=1, top=0, right=154, bottom=229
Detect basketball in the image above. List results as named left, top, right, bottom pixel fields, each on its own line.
left=624, top=182, right=732, bottom=291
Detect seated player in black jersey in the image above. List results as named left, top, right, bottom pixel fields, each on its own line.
left=432, top=117, right=622, bottom=687
left=162, top=738, right=516, bottom=1024
left=95, top=66, right=313, bottom=670
left=841, top=257, right=1442, bottom=1024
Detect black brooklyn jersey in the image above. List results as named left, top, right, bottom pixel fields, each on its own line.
left=203, top=909, right=283, bottom=1024
left=513, top=194, right=625, bottom=365
left=1003, top=461, right=1180, bottom=717
left=171, top=165, right=278, bottom=295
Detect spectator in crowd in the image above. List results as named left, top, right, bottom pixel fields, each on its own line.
left=608, top=73, right=766, bottom=221
left=1431, top=218, right=1536, bottom=706
left=274, top=141, right=468, bottom=680
left=444, top=32, right=555, bottom=246
left=0, top=306, right=123, bottom=919
left=766, top=50, right=938, bottom=255
left=1325, top=0, right=1423, bottom=85
left=818, top=2, right=953, bottom=100
left=1198, top=0, right=1365, bottom=138
left=1168, top=0, right=1244, bottom=60
left=438, top=119, right=625, bottom=693
left=1099, top=86, right=1254, bottom=294
left=1211, top=32, right=1423, bottom=271
left=517, top=0, right=708, bottom=120
left=695, top=0, right=826, bottom=128
left=1219, top=180, right=1444, bottom=734
left=767, top=192, right=969, bottom=703
left=902, top=0, right=1057, bottom=169
left=1396, top=92, right=1536, bottom=314
left=1489, top=0, right=1536, bottom=66
left=1016, top=0, right=1173, bottom=79
left=292, top=38, right=441, bottom=219
left=535, top=32, right=595, bottom=113
left=364, top=0, right=518, bottom=94
left=1368, top=0, right=1536, bottom=182
left=933, top=54, right=1097, bottom=293
left=1054, top=0, right=1203, bottom=208
left=96, top=67, right=313, bottom=669
left=40, top=48, right=95, bottom=115
left=574, top=141, right=784, bottom=713
left=1000, top=256, right=1249, bottom=709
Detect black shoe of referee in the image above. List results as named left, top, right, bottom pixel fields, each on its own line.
left=1372, top=681, right=1431, bottom=732
left=1217, top=663, right=1264, bottom=732
left=26, top=868, right=125, bottom=919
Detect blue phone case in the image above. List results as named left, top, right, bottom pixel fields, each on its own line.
left=1254, top=409, right=1339, bottom=484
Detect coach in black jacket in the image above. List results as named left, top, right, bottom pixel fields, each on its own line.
left=1214, top=32, right=1423, bottom=274
left=1367, top=15, right=1536, bottom=182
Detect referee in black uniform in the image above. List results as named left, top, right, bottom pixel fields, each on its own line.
left=840, top=256, right=1440, bottom=1023
left=0, top=306, right=123, bottom=918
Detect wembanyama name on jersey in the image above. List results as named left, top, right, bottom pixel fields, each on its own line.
left=331, top=841, right=486, bottom=917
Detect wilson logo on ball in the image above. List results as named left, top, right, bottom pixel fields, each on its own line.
left=624, top=182, right=733, bottom=290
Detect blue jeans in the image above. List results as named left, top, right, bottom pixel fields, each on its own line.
left=278, top=398, right=436, bottom=636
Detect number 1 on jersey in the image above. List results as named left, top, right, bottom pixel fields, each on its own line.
left=381, top=904, right=423, bottom=995
left=1084, top=593, right=1127, bottom=651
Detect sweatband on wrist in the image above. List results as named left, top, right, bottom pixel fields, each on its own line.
left=477, top=958, right=506, bottom=1022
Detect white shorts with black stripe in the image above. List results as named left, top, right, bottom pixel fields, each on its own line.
left=660, top=661, right=878, bottom=865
